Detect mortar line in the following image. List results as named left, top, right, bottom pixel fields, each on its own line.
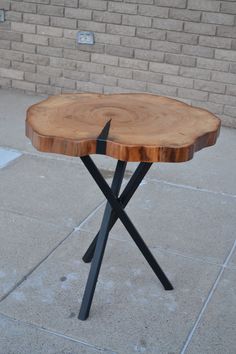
left=0, top=200, right=105, bottom=304
left=0, top=313, right=117, bottom=354
left=180, top=239, right=236, bottom=354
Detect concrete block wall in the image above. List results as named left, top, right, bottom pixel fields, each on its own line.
left=0, top=0, right=236, bottom=127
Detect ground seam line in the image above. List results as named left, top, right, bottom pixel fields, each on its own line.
left=0, top=313, right=117, bottom=354
left=0, top=200, right=105, bottom=304
left=180, top=239, right=236, bottom=354
left=146, top=178, right=236, bottom=199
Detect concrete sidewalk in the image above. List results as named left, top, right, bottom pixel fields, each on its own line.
left=0, top=88, right=235, bottom=354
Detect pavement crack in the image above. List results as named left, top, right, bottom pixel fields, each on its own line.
left=0, top=312, right=117, bottom=353
left=180, top=239, right=236, bottom=354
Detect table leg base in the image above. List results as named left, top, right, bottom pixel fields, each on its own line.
left=79, top=156, right=173, bottom=320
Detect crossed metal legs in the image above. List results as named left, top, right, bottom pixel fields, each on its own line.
left=79, top=156, right=173, bottom=320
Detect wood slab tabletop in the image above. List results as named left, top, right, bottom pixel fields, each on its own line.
left=26, top=93, right=221, bottom=162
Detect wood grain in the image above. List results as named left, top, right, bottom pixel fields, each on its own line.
left=26, top=93, right=221, bottom=162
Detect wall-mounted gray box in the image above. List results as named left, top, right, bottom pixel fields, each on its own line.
left=0, top=9, right=5, bottom=22
left=77, top=32, right=94, bottom=45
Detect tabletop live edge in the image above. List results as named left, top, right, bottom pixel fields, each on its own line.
left=26, top=93, right=221, bottom=163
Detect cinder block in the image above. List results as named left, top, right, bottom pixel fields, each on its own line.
left=77, top=61, right=104, bottom=74
left=121, top=36, right=150, bottom=50
left=51, top=77, right=76, bottom=89
left=165, top=53, right=196, bottom=67
left=178, top=88, right=208, bottom=101
left=107, top=24, right=135, bottom=37
left=0, top=67, right=23, bottom=80
left=169, top=9, right=201, bottom=22
left=24, top=53, right=50, bottom=66
left=119, top=57, right=148, bottom=70
left=49, top=37, right=76, bottom=49
left=64, top=48, right=90, bottom=61
left=197, top=58, right=229, bottom=72
left=108, top=2, right=138, bottom=14
left=0, top=78, right=11, bottom=88
left=12, top=79, right=36, bottom=92
left=77, top=19, right=106, bottom=32
left=135, top=49, right=164, bottom=62
left=90, top=73, right=117, bottom=86
left=106, top=45, right=133, bottom=58
left=212, top=71, right=236, bottom=85
left=51, top=16, right=77, bottom=29
left=182, top=45, right=214, bottom=58
left=11, top=2, right=36, bottom=13
left=224, top=105, right=236, bottom=118
left=226, top=84, right=236, bottom=97
left=50, top=0, right=78, bottom=7
left=150, top=62, right=179, bottom=74
left=230, top=64, right=236, bottom=74
left=23, top=13, right=49, bottom=26
left=151, top=40, right=181, bottom=54
left=194, top=79, right=226, bottom=94
left=0, top=49, right=23, bottom=61
left=105, top=65, right=132, bottom=79
left=37, top=65, right=62, bottom=77
left=25, top=72, right=49, bottom=84
left=0, top=0, right=10, bottom=10
left=209, top=93, right=236, bottom=106
left=184, top=22, right=216, bottom=36
left=191, top=100, right=223, bottom=114
left=37, top=25, right=63, bottom=37
left=0, top=58, right=10, bottom=68
left=38, top=5, right=64, bottom=17
left=153, top=18, right=183, bottom=31
left=79, top=0, right=107, bottom=11
left=37, top=46, right=63, bottom=58
left=133, top=70, right=162, bottom=84
left=167, top=31, right=198, bottom=44
left=215, top=49, right=236, bottom=62
left=138, top=5, right=168, bottom=18
left=92, top=53, right=118, bottom=66
left=199, top=35, right=231, bottom=49
left=37, top=84, right=62, bottom=95
left=65, top=8, right=92, bottom=20
left=5, top=11, right=22, bottom=22
left=136, top=27, right=166, bottom=40
left=50, top=57, right=77, bottom=70
left=64, top=70, right=89, bottom=81
left=221, top=2, right=236, bottom=15
left=156, top=0, right=186, bottom=9
left=93, top=11, right=121, bottom=24
left=12, top=42, right=35, bottom=54
left=0, top=39, right=10, bottom=49
left=122, top=14, right=151, bottom=27
left=12, top=61, right=36, bottom=73
left=76, top=81, right=103, bottom=93
left=147, top=82, right=177, bottom=96
left=118, top=78, right=147, bottom=91
left=202, top=12, right=234, bottom=26
left=12, top=22, right=36, bottom=34
left=180, top=67, right=211, bottom=80
left=163, top=74, right=193, bottom=88
left=188, top=0, right=220, bottom=12
left=95, top=33, right=120, bottom=45
left=217, top=25, right=236, bottom=38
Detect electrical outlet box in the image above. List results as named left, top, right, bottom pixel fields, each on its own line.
left=0, top=9, right=5, bottom=22
left=77, top=31, right=94, bottom=45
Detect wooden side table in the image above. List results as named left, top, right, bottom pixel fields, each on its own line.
left=26, top=93, right=221, bottom=320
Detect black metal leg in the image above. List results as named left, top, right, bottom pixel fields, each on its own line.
left=80, top=156, right=173, bottom=293
left=78, top=160, right=126, bottom=320
left=83, top=162, right=152, bottom=263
